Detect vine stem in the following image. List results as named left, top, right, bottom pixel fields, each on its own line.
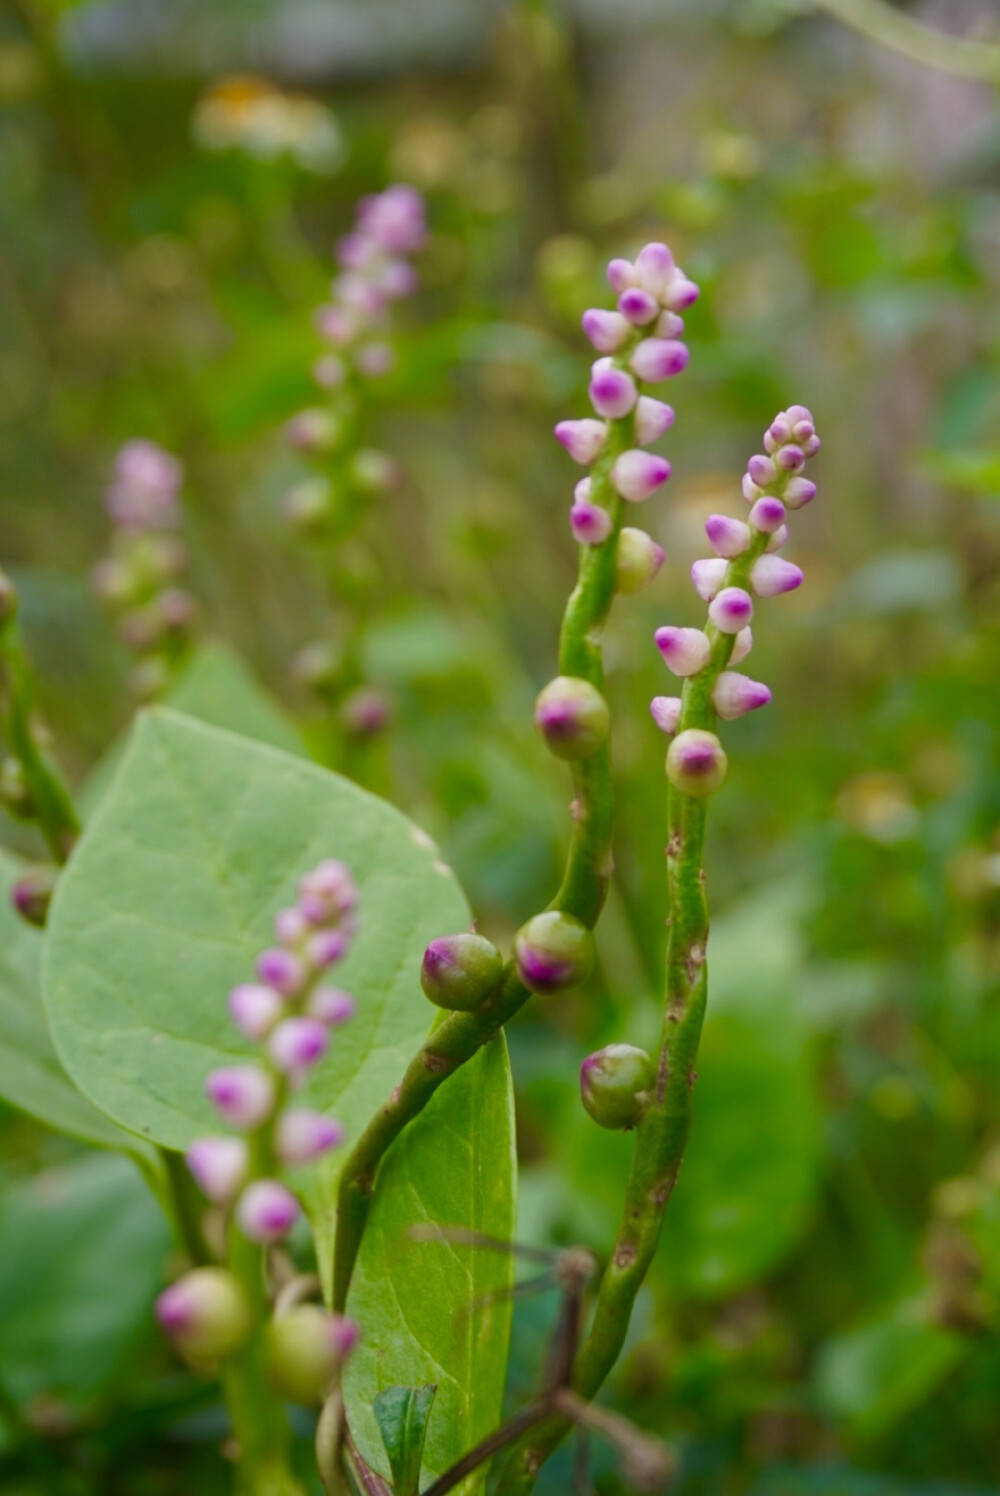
left=813, top=0, right=1000, bottom=81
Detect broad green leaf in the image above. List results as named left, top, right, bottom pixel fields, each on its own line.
left=0, top=1152, right=170, bottom=1406
left=374, top=1383, right=437, bottom=1496
left=0, top=848, right=142, bottom=1153
left=345, top=1035, right=514, bottom=1490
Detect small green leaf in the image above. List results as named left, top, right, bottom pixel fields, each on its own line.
left=374, top=1383, right=437, bottom=1496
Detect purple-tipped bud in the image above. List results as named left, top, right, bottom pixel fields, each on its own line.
left=616, top=527, right=665, bottom=595
left=750, top=555, right=803, bottom=597
left=185, top=1137, right=249, bottom=1203
left=742, top=474, right=762, bottom=504
left=633, top=242, right=674, bottom=293
left=769, top=414, right=793, bottom=444
left=554, top=419, right=607, bottom=466
left=265, top=1307, right=358, bottom=1405
left=650, top=696, right=682, bottom=735
left=356, top=342, right=396, bottom=378
left=276, top=1108, right=345, bottom=1164
left=570, top=500, right=613, bottom=545
left=341, top=686, right=391, bottom=739
left=611, top=450, right=671, bottom=503
left=747, top=454, right=777, bottom=487
left=730, top=626, right=753, bottom=665
left=634, top=397, right=675, bottom=445
left=749, top=497, right=786, bottom=533
left=618, top=287, right=660, bottom=326
left=378, top=259, right=419, bottom=299
left=228, top=984, right=284, bottom=1040
left=705, top=514, right=751, bottom=559
left=783, top=476, right=817, bottom=510
left=421, top=932, right=504, bottom=1011
left=666, top=729, right=728, bottom=798
left=708, top=586, right=754, bottom=634
left=305, top=987, right=355, bottom=1027
left=156, top=1269, right=251, bottom=1365
left=514, top=910, right=595, bottom=995
left=315, top=304, right=357, bottom=346
left=535, top=676, right=611, bottom=760
left=11, top=865, right=57, bottom=928
left=206, top=1065, right=275, bottom=1130
left=631, top=338, right=689, bottom=382
left=606, top=257, right=635, bottom=293
left=269, top=1017, right=329, bottom=1075
left=581, top=1043, right=655, bottom=1130
left=589, top=362, right=638, bottom=419
left=713, top=671, right=772, bottom=721
left=801, top=433, right=821, bottom=457
left=236, top=1180, right=300, bottom=1243
left=691, top=557, right=727, bottom=601
left=256, top=948, right=305, bottom=998
left=307, top=929, right=350, bottom=968
left=776, top=444, right=804, bottom=472
left=299, top=860, right=358, bottom=919
left=655, top=626, right=711, bottom=678
left=766, top=525, right=789, bottom=552
left=662, top=273, right=700, bottom=312
left=581, top=308, right=630, bottom=353
left=357, top=183, right=426, bottom=254
left=275, top=907, right=309, bottom=946
left=654, top=310, right=685, bottom=339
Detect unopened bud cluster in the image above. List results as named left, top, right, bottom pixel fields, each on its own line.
left=91, top=440, right=195, bottom=698
left=652, top=406, right=821, bottom=797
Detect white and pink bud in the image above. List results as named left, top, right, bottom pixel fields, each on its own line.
left=691, top=557, right=728, bottom=602
left=633, top=242, right=675, bottom=298
left=742, top=474, right=762, bottom=504
left=750, top=555, right=803, bottom=597
left=661, top=272, right=700, bottom=312
left=356, top=342, right=396, bottom=378
left=276, top=1108, right=345, bottom=1165
left=228, top=983, right=284, bottom=1040
left=275, top=906, right=309, bottom=946
left=747, top=454, right=777, bottom=487
left=606, top=257, right=635, bottom=293
left=615, top=528, right=665, bottom=594
left=708, top=586, right=754, bottom=634
left=775, top=443, right=805, bottom=472
left=730, top=626, right=753, bottom=664
left=314, top=304, right=357, bottom=347
left=554, top=419, right=607, bottom=465
left=666, top=729, right=728, bottom=798
left=783, top=476, right=817, bottom=510
left=571, top=500, right=613, bottom=545
left=256, top=948, right=306, bottom=998
left=749, top=496, right=786, bottom=533
left=705, top=514, right=751, bottom=559
left=611, top=450, right=670, bottom=502
left=654, top=311, right=685, bottom=339
left=268, top=1017, right=329, bottom=1075
left=236, top=1180, right=300, bottom=1243
left=307, top=929, right=350, bottom=968
left=307, top=986, right=357, bottom=1026
left=766, top=525, right=789, bottom=552
left=631, top=338, right=689, bottom=382
left=634, top=397, right=674, bottom=445
left=618, top=287, right=660, bottom=326
left=206, top=1065, right=275, bottom=1131
left=313, top=354, right=347, bottom=390
left=589, top=361, right=638, bottom=419
left=655, top=626, right=711, bottom=677
left=156, top=1269, right=251, bottom=1365
left=185, top=1137, right=249, bottom=1204
left=581, top=308, right=630, bottom=353
left=713, top=671, right=772, bottom=721
left=650, top=696, right=682, bottom=735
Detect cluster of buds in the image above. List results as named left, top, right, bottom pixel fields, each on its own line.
left=156, top=859, right=360, bottom=1388
left=652, top=406, right=820, bottom=797
left=91, top=440, right=195, bottom=698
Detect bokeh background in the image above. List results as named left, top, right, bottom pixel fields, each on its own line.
left=2, top=1, right=1000, bottom=1492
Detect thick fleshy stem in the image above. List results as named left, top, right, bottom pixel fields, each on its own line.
left=494, top=408, right=820, bottom=1493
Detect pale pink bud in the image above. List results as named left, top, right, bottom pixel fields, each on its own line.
left=314, top=305, right=357, bottom=346
left=307, top=987, right=357, bottom=1026
left=631, top=338, right=689, bottom=382
left=654, top=311, right=685, bottom=338
left=783, top=476, right=817, bottom=510
left=662, top=272, right=700, bottom=311
left=650, top=696, right=682, bottom=734
left=705, top=514, right=751, bottom=559
left=747, top=454, right=777, bottom=486
left=334, top=272, right=384, bottom=317
left=713, top=671, right=772, bottom=721
left=766, top=525, right=789, bottom=552
left=749, top=497, right=786, bottom=533
left=776, top=444, right=804, bottom=472
left=764, top=430, right=778, bottom=455
left=750, top=555, right=803, bottom=597
left=589, top=362, right=638, bottom=419
left=666, top=729, right=727, bottom=798
left=357, top=184, right=427, bottom=254
left=618, top=287, right=659, bottom=326
left=378, top=259, right=418, bottom=299
left=299, top=859, right=358, bottom=914
left=313, top=354, right=347, bottom=390
left=581, top=308, right=630, bottom=353
left=276, top=1108, right=345, bottom=1164
left=571, top=500, right=613, bottom=545
left=269, top=1017, right=329, bottom=1075
left=792, top=418, right=815, bottom=442
left=633, top=242, right=675, bottom=297
left=654, top=626, right=711, bottom=677
left=308, top=930, right=350, bottom=968
left=769, top=413, right=793, bottom=443
left=275, top=907, right=309, bottom=945
left=256, top=948, right=305, bottom=997
left=742, top=474, right=762, bottom=504
left=236, top=1180, right=300, bottom=1243
left=228, top=984, right=284, bottom=1040
left=730, top=626, right=753, bottom=664
left=206, top=1066, right=275, bottom=1130
left=611, top=450, right=670, bottom=502
left=785, top=403, right=813, bottom=424
left=574, top=476, right=592, bottom=503
left=801, top=434, right=821, bottom=457
left=634, top=396, right=675, bottom=445
left=554, top=419, right=607, bottom=465
left=606, top=257, right=635, bottom=293
left=356, top=342, right=395, bottom=378
left=691, top=557, right=728, bottom=601
left=708, top=586, right=754, bottom=633
left=186, top=1137, right=248, bottom=1203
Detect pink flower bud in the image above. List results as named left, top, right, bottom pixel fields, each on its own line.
left=356, top=342, right=396, bottom=378
left=766, top=525, right=789, bottom=552
left=275, top=907, right=309, bottom=946
left=206, top=1065, right=275, bottom=1130
left=554, top=419, right=608, bottom=465
left=708, top=586, right=754, bottom=633
left=581, top=308, right=630, bottom=353
left=299, top=859, right=358, bottom=914
left=307, top=986, right=357, bottom=1026
left=336, top=231, right=379, bottom=271
left=742, top=474, right=762, bottom=504
left=618, top=287, right=660, bottom=326
left=775, top=444, right=804, bottom=472
left=705, top=514, right=751, bottom=559
left=611, top=450, right=671, bottom=502
left=631, top=338, right=689, bottom=382
left=666, top=729, right=728, bottom=798
left=654, top=311, right=685, bottom=338
left=633, top=242, right=675, bottom=296
left=571, top=500, right=613, bottom=545
left=747, top=454, right=777, bottom=486
left=769, top=413, right=793, bottom=444
left=691, top=557, right=727, bottom=601
left=334, top=272, right=385, bottom=317
left=378, top=259, right=418, bottom=299
left=713, top=671, right=772, bottom=721
left=236, top=1180, right=300, bottom=1243
left=606, top=257, right=635, bottom=293
left=783, top=476, right=817, bottom=510
left=269, top=1017, right=329, bottom=1075
left=357, top=184, right=426, bottom=254
left=308, top=929, right=350, bottom=968
left=256, top=948, right=306, bottom=998
left=662, top=273, right=700, bottom=311
left=228, top=983, right=284, bottom=1040
left=650, top=696, right=682, bottom=734
left=792, top=418, right=815, bottom=442
left=185, top=1137, right=249, bottom=1203
left=730, top=626, right=753, bottom=665
left=785, top=403, right=813, bottom=424
left=616, top=527, right=665, bottom=594
left=634, top=397, right=674, bottom=445
left=276, top=1108, right=345, bottom=1164
left=801, top=434, right=821, bottom=457
left=749, top=497, right=786, bottom=532
left=589, top=362, right=638, bottom=419
left=750, top=555, right=803, bottom=597
left=315, top=304, right=357, bottom=346
left=156, top=1269, right=251, bottom=1364
left=313, top=354, right=347, bottom=390
left=654, top=626, right=711, bottom=677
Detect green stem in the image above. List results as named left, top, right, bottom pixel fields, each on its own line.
left=813, top=0, right=1000, bottom=81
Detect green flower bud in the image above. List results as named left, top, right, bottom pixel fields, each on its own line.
left=580, top=1043, right=655, bottom=1130
left=0, top=758, right=35, bottom=820
left=155, top=1268, right=252, bottom=1367
left=265, top=1306, right=359, bottom=1405
left=615, top=528, right=665, bottom=596
left=282, top=477, right=336, bottom=534
left=666, top=729, right=728, bottom=799
left=534, top=676, right=610, bottom=761
left=421, top=932, right=504, bottom=1011
left=515, top=910, right=594, bottom=994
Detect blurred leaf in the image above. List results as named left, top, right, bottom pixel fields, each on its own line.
left=165, top=639, right=305, bottom=756
left=836, top=551, right=962, bottom=618
left=923, top=449, right=1000, bottom=496
left=374, top=1383, right=437, bottom=1496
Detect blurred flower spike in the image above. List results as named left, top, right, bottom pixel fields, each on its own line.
left=192, top=76, right=345, bottom=174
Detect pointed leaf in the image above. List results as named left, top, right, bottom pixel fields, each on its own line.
left=374, top=1383, right=437, bottom=1496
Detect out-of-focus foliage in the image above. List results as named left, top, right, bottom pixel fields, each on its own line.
left=2, top=0, right=1000, bottom=1491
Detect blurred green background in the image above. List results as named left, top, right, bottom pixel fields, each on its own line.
left=2, top=0, right=1000, bottom=1492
